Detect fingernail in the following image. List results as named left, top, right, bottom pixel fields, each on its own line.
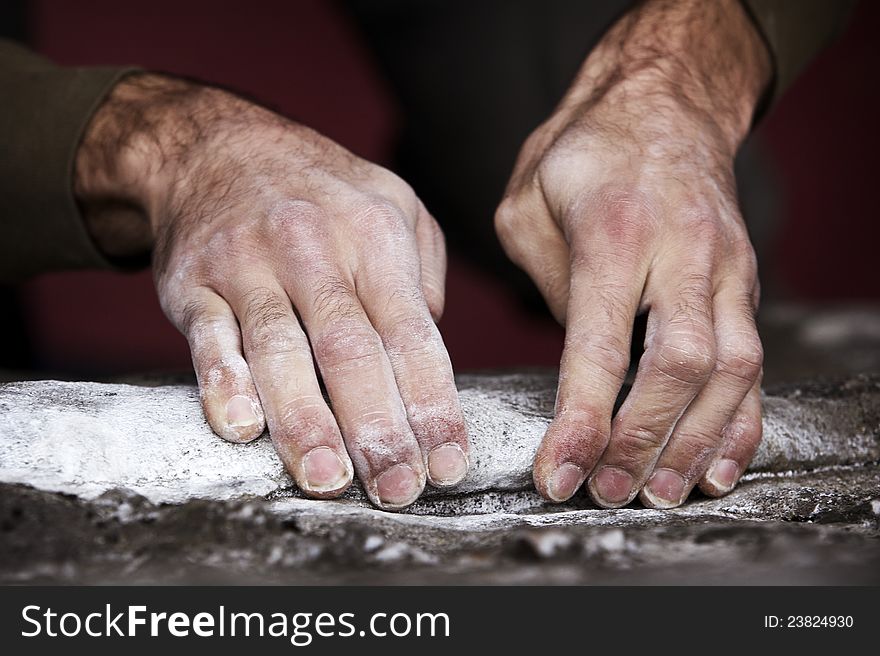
left=376, top=463, right=422, bottom=508
left=302, top=447, right=350, bottom=492
left=547, top=462, right=585, bottom=502
left=226, top=395, right=258, bottom=427
left=591, top=466, right=634, bottom=507
left=644, top=468, right=687, bottom=508
left=427, top=443, right=468, bottom=486
left=707, top=458, right=740, bottom=492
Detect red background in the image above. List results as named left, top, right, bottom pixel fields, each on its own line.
left=18, top=0, right=880, bottom=376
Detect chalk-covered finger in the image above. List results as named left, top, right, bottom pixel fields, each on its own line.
left=531, top=204, right=652, bottom=502
left=699, top=377, right=763, bottom=496
left=588, top=264, right=717, bottom=508
left=227, top=281, right=353, bottom=498
left=178, top=289, right=265, bottom=444
left=356, top=208, right=469, bottom=488
left=293, top=271, right=427, bottom=510
left=639, top=284, right=762, bottom=508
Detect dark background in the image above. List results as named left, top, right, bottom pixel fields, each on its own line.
left=3, top=0, right=879, bottom=377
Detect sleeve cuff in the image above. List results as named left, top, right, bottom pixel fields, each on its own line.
left=0, top=40, right=140, bottom=281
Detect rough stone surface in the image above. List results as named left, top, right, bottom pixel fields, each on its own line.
left=1, top=373, right=878, bottom=504
left=0, top=371, right=878, bottom=584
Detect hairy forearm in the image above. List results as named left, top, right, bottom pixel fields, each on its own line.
left=74, top=73, right=179, bottom=257
left=72, top=73, right=269, bottom=259
left=561, top=0, right=772, bottom=153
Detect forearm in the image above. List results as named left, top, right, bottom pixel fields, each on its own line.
left=560, top=0, right=773, bottom=153
left=73, top=72, right=296, bottom=262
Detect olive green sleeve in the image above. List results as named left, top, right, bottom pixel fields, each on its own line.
left=0, top=39, right=139, bottom=282
left=742, top=0, right=856, bottom=105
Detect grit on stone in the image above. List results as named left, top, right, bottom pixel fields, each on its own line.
left=1, top=372, right=878, bottom=584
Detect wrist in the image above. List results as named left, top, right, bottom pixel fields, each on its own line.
left=73, top=73, right=241, bottom=258
left=565, top=0, right=772, bottom=154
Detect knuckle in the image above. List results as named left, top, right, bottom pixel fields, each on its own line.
left=264, top=200, right=335, bottom=267
left=312, top=324, right=382, bottom=371
left=725, top=407, right=763, bottom=446
left=670, top=430, right=721, bottom=472
left=203, top=222, right=251, bottom=261
left=613, top=424, right=667, bottom=464
left=354, top=408, right=401, bottom=435
left=382, top=313, right=441, bottom=358
left=275, top=396, right=333, bottom=438
left=653, top=334, right=716, bottom=385
left=568, top=333, right=630, bottom=383
left=716, top=334, right=764, bottom=383
left=353, top=198, right=410, bottom=239
left=587, top=187, right=659, bottom=245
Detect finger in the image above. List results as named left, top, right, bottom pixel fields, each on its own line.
left=532, top=210, right=652, bottom=502
left=699, top=376, right=763, bottom=496
left=588, top=265, right=717, bottom=508
left=414, top=203, right=447, bottom=321
left=639, top=284, right=762, bottom=508
left=356, top=214, right=469, bottom=488
left=225, top=281, right=353, bottom=498
left=495, top=196, right=571, bottom=323
left=178, top=289, right=266, bottom=443
left=291, top=268, right=427, bottom=510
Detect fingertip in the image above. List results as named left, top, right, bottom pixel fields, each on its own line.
left=588, top=466, right=635, bottom=509
left=298, top=446, right=354, bottom=499
left=532, top=414, right=605, bottom=503
left=699, top=458, right=741, bottom=497
left=639, top=486, right=683, bottom=509
left=531, top=446, right=559, bottom=501
left=640, top=468, right=687, bottom=509
left=426, top=442, right=469, bottom=487
left=221, top=423, right=266, bottom=444
left=545, top=462, right=586, bottom=502
left=205, top=394, right=266, bottom=443
left=373, top=463, right=426, bottom=511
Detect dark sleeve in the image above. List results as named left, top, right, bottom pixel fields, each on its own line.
left=742, top=0, right=856, bottom=104
left=0, top=39, right=138, bottom=282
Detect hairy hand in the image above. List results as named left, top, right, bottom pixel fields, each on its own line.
left=74, top=76, right=468, bottom=510
left=496, top=0, right=772, bottom=508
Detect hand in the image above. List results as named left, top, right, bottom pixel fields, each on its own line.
left=74, top=75, right=469, bottom=510
left=495, top=0, right=771, bottom=508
